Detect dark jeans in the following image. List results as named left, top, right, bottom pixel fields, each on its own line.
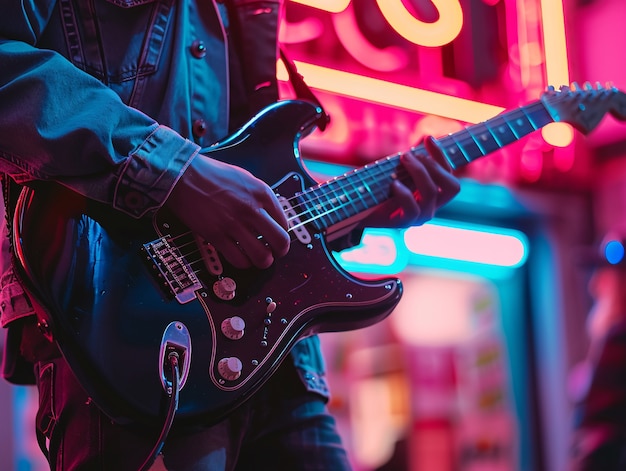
left=34, top=353, right=352, bottom=470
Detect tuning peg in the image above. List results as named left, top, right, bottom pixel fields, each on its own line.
left=571, top=82, right=583, bottom=91
left=583, top=81, right=594, bottom=90
left=547, top=85, right=556, bottom=91
left=595, top=81, right=612, bottom=96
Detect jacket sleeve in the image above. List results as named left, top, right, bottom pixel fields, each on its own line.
left=0, top=3, right=199, bottom=218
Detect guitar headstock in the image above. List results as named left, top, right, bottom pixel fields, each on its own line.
left=541, top=82, right=626, bottom=134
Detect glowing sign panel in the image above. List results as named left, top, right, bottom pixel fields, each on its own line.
left=404, top=222, right=528, bottom=268
left=375, top=0, right=463, bottom=47
left=284, top=0, right=570, bottom=127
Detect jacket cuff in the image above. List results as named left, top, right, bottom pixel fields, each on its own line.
left=114, top=125, right=200, bottom=218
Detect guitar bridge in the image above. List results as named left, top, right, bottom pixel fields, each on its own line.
left=142, top=236, right=202, bottom=304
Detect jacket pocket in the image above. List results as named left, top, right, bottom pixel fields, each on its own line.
left=58, top=0, right=172, bottom=105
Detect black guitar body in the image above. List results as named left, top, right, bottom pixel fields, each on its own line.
left=19, top=83, right=620, bottom=427
left=13, top=100, right=403, bottom=427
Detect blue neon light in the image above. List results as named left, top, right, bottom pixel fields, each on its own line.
left=604, top=240, right=625, bottom=265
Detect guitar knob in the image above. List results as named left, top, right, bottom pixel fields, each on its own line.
left=218, top=357, right=243, bottom=381
left=221, top=316, right=245, bottom=340
left=213, top=277, right=236, bottom=300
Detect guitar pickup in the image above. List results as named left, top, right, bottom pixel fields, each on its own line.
left=142, top=236, right=202, bottom=304
left=280, top=194, right=311, bottom=244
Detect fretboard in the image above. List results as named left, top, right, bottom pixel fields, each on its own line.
left=299, top=100, right=554, bottom=232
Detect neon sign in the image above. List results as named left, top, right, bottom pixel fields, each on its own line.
left=282, top=0, right=572, bottom=151
left=290, top=0, right=350, bottom=13
left=291, top=0, right=464, bottom=46
left=375, top=0, right=463, bottom=48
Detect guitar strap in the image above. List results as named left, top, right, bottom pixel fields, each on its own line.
left=225, top=0, right=330, bottom=130
left=279, top=46, right=330, bottom=131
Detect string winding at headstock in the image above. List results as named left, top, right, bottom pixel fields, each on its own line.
left=541, top=82, right=626, bottom=134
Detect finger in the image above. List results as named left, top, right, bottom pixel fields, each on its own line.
left=254, top=210, right=291, bottom=258
left=397, top=155, right=447, bottom=224
left=384, top=180, right=422, bottom=226
left=435, top=175, right=461, bottom=207
left=220, top=240, right=254, bottom=270
left=424, top=135, right=452, bottom=170
left=400, top=153, right=439, bottom=209
left=406, top=149, right=460, bottom=207
left=260, top=187, right=290, bottom=231
left=417, top=154, right=460, bottom=203
left=229, top=230, right=275, bottom=269
left=422, top=137, right=461, bottom=204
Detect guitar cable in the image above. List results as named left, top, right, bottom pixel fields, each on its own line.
left=138, top=350, right=181, bottom=471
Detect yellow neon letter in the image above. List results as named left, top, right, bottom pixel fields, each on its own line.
left=289, top=0, right=350, bottom=13
left=375, top=0, right=463, bottom=47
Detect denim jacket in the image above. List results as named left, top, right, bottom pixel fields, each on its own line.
left=0, top=0, right=329, bottom=399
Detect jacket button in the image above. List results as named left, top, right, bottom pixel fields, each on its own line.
left=192, top=119, right=208, bottom=138
left=190, top=39, right=207, bottom=59
left=123, top=191, right=145, bottom=211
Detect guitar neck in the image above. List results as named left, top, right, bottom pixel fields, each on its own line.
left=436, top=100, right=553, bottom=168
left=300, top=100, right=554, bottom=232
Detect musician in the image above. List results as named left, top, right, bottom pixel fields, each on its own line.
left=0, top=1, right=460, bottom=470
left=570, top=230, right=626, bottom=470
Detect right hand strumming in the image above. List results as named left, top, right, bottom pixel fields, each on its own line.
left=166, top=154, right=290, bottom=269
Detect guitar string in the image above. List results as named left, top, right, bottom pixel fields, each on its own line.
left=285, top=158, right=409, bottom=232
left=149, top=91, right=607, bottom=284
left=264, top=93, right=592, bottom=232
left=160, top=160, right=411, bottom=275
left=281, top=105, right=540, bottom=232
left=155, top=90, right=620, bottom=284
left=167, top=105, right=537, bottom=267
left=164, top=103, right=546, bottom=272
left=167, top=153, right=434, bottom=279
left=282, top=104, right=543, bottom=230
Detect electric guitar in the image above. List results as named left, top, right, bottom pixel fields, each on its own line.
left=12, top=84, right=626, bottom=427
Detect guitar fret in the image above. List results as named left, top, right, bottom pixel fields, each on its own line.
left=347, top=180, right=370, bottom=210
left=449, top=133, right=476, bottom=164
left=437, top=136, right=465, bottom=167
left=524, top=102, right=554, bottom=129
left=461, top=129, right=487, bottom=160
left=484, top=115, right=517, bottom=147
left=354, top=166, right=382, bottom=206
left=435, top=101, right=557, bottom=171
left=345, top=170, right=378, bottom=213
left=317, top=187, right=337, bottom=226
left=369, top=159, right=396, bottom=198
left=509, top=108, right=537, bottom=135
left=306, top=187, right=328, bottom=229
left=316, top=183, right=337, bottom=226
left=303, top=159, right=395, bottom=231
left=467, top=123, right=501, bottom=154
left=299, top=198, right=320, bottom=232
left=429, top=139, right=465, bottom=169
left=300, top=93, right=571, bottom=230
left=326, top=178, right=355, bottom=220
left=502, top=111, right=522, bottom=139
